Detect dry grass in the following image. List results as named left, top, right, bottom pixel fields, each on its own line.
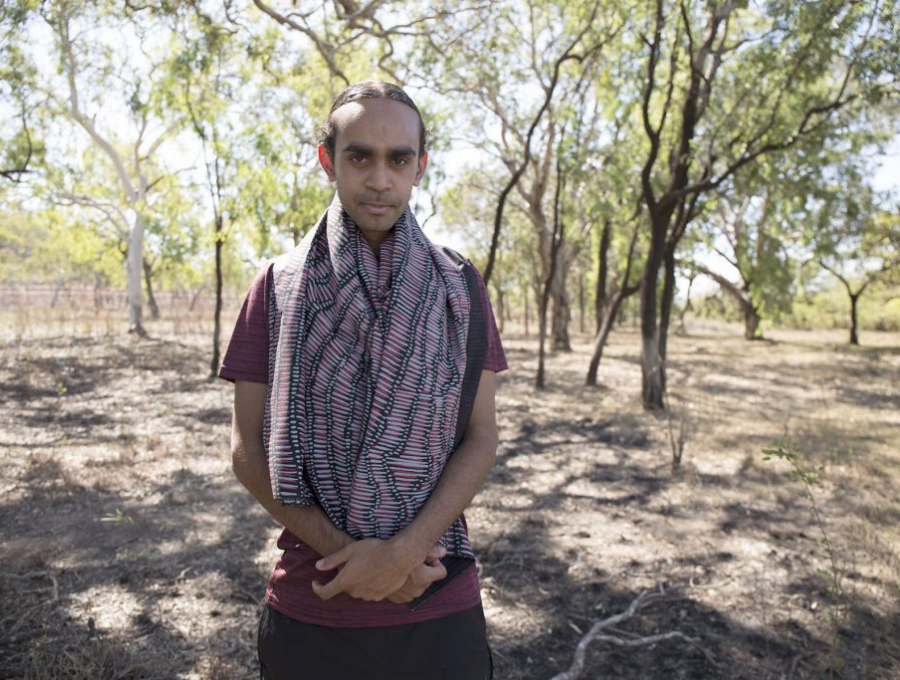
left=1, top=317, right=899, bottom=678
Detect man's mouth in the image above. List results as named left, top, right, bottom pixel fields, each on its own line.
left=360, top=202, right=393, bottom=215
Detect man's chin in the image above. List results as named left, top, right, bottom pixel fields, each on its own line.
left=348, top=209, right=403, bottom=233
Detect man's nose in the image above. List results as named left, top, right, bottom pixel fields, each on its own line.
left=366, top=162, right=391, bottom=192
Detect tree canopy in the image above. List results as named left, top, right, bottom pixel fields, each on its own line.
left=2, top=0, right=899, bottom=401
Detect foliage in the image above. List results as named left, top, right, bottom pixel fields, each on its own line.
left=0, top=0, right=897, bottom=353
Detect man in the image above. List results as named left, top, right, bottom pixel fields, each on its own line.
left=220, top=81, right=507, bottom=679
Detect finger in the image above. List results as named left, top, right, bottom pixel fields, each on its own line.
left=425, top=561, right=447, bottom=581
left=425, top=544, right=447, bottom=564
left=387, top=592, right=412, bottom=604
left=413, top=562, right=447, bottom=586
left=316, top=545, right=351, bottom=572
left=311, top=575, right=343, bottom=601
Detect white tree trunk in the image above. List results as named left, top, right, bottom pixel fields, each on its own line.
left=127, top=213, right=146, bottom=335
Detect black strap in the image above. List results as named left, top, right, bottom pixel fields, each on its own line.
left=440, top=246, right=487, bottom=451
left=407, top=247, right=487, bottom=611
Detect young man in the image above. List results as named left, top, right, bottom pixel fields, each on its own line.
left=220, top=81, right=507, bottom=679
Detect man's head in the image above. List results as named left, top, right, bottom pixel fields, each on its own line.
left=317, top=81, right=428, bottom=160
left=317, top=82, right=429, bottom=250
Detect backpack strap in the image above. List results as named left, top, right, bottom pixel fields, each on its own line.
left=408, top=248, right=487, bottom=612
left=440, top=245, right=487, bottom=451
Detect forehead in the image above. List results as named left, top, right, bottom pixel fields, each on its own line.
left=331, top=98, right=421, bottom=150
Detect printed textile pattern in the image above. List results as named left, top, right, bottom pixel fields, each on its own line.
left=265, top=198, right=473, bottom=558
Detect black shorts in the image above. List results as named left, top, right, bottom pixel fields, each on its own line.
left=258, top=603, right=493, bottom=680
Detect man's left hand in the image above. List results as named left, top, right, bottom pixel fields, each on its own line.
left=386, top=545, right=448, bottom=604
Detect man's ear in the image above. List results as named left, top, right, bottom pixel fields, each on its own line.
left=318, top=145, right=336, bottom=182
left=414, top=150, right=428, bottom=187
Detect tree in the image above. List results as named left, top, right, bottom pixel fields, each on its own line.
left=0, top=3, right=43, bottom=183
left=630, top=0, right=898, bottom=408
left=28, top=1, right=190, bottom=335
left=691, top=155, right=810, bottom=340
left=167, top=4, right=342, bottom=373
left=813, top=179, right=899, bottom=345
left=408, top=0, right=624, bottom=360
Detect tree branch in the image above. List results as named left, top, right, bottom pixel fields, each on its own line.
left=551, top=587, right=705, bottom=680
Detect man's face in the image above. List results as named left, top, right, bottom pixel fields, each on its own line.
left=319, top=98, right=428, bottom=251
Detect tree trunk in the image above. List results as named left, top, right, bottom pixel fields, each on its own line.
left=127, top=214, right=147, bottom=336
left=849, top=292, right=860, bottom=345
left=143, top=258, right=161, bottom=320
left=676, top=273, right=695, bottom=335
left=744, top=305, right=762, bottom=341
left=50, top=278, right=65, bottom=308
left=639, top=214, right=668, bottom=411
left=695, top=264, right=763, bottom=340
left=538, top=156, right=567, bottom=388
left=494, top=283, right=506, bottom=336
left=189, top=284, right=207, bottom=312
left=523, top=282, right=530, bottom=337
left=93, top=271, right=104, bottom=310
left=595, top=219, right=611, bottom=335
left=211, top=215, right=224, bottom=377
left=587, top=290, right=622, bottom=386
left=578, top=270, right=585, bottom=335
left=536, top=284, right=551, bottom=389
left=659, top=244, right=677, bottom=366
left=550, top=246, right=571, bottom=351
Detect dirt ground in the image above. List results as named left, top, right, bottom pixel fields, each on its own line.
left=1, top=320, right=899, bottom=679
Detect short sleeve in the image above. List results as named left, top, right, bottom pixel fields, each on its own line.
left=218, top=264, right=273, bottom=383
left=471, top=266, right=508, bottom=373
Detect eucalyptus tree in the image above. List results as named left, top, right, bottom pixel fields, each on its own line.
left=401, top=0, right=625, bottom=361
left=166, top=7, right=308, bottom=373
left=582, top=108, right=645, bottom=386
left=811, top=177, right=899, bottom=345
left=0, top=3, right=43, bottom=184
left=627, top=0, right=899, bottom=409
left=10, top=1, right=196, bottom=336
left=691, top=155, right=812, bottom=340
left=251, top=0, right=494, bottom=86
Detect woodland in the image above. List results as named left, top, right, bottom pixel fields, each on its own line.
left=2, top=1, right=900, bottom=679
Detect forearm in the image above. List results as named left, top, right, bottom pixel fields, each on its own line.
left=232, top=441, right=353, bottom=557
left=392, top=371, right=499, bottom=560
left=392, top=425, right=497, bottom=559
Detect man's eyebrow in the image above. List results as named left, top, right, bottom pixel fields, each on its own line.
left=387, top=145, right=417, bottom=157
left=341, top=142, right=374, bottom=155
left=340, top=142, right=416, bottom=157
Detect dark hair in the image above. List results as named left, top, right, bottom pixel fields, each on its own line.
left=316, top=81, right=428, bottom=159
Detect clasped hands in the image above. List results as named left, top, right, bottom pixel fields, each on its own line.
left=312, top=537, right=448, bottom=604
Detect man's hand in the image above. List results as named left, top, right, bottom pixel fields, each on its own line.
left=387, top=544, right=448, bottom=604
left=312, top=539, right=448, bottom=603
left=312, top=537, right=421, bottom=602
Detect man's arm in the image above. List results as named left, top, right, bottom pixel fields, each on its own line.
left=231, top=380, right=353, bottom=556
left=313, top=370, right=499, bottom=602
left=231, top=380, right=447, bottom=600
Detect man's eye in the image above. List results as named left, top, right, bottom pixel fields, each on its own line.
left=350, top=155, right=367, bottom=164
left=393, top=157, right=409, bottom=166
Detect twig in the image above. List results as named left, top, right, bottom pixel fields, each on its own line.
left=4, top=569, right=59, bottom=603
left=551, top=587, right=707, bottom=680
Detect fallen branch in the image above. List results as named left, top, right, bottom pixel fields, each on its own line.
left=551, top=587, right=706, bottom=680
left=4, top=569, right=59, bottom=603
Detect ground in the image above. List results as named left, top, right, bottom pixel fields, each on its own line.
left=1, top=319, right=899, bottom=679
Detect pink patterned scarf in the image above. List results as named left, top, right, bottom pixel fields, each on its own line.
left=264, top=198, right=474, bottom=558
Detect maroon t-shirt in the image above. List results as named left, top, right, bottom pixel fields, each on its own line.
left=220, top=259, right=507, bottom=627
